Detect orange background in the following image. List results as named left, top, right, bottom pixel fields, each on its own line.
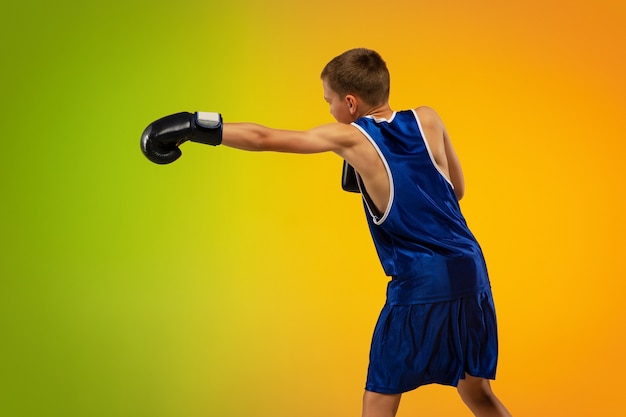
left=1, top=0, right=624, bottom=416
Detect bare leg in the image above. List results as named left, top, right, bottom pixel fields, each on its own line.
left=457, top=374, right=512, bottom=417
left=362, top=390, right=402, bottom=417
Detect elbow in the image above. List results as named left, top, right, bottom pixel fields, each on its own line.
left=454, top=185, right=465, bottom=201
left=251, top=125, right=279, bottom=151
left=451, top=174, right=465, bottom=201
left=242, top=125, right=272, bottom=151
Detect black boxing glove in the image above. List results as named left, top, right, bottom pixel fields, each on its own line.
left=342, top=160, right=360, bottom=193
left=140, top=112, right=223, bottom=164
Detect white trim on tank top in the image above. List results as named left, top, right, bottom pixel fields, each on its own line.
left=410, top=109, right=454, bottom=188
left=351, top=121, right=395, bottom=225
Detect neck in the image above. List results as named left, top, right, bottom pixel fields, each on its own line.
left=358, top=102, right=393, bottom=120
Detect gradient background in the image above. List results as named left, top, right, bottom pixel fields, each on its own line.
left=1, top=0, right=625, bottom=416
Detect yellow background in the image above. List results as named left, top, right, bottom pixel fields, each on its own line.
left=1, top=0, right=624, bottom=416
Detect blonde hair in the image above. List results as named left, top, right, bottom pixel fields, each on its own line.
left=321, top=48, right=390, bottom=106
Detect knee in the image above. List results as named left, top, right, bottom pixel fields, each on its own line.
left=362, top=391, right=402, bottom=417
left=458, top=387, right=496, bottom=407
left=457, top=377, right=496, bottom=407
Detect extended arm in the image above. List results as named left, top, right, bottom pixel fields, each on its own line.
left=140, top=111, right=362, bottom=163
left=221, top=123, right=352, bottom=154
left=222, top=123, right=360, bottom=156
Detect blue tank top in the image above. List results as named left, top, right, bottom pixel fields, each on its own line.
left=352, top=109, right=490, bottom=304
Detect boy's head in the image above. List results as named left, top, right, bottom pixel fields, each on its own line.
left=320, top=48, right=390, bottom=108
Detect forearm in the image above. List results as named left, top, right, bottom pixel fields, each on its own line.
left=222, top=122, right=273, bottom=151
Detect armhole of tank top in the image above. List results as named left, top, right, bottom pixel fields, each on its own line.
left=351, top=122, right=394, bottom=225
left=410, top=109, right=455, bottom=188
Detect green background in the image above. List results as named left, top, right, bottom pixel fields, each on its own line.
left=2, top=0, right=625, bottom=416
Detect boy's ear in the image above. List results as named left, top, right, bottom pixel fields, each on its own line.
left=346, top=95, right=358, bottom=114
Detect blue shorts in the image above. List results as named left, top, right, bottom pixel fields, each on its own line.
left=365, top=289, right=498, bottom=394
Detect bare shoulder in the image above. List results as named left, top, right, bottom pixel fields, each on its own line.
left=414, top=106, right=444, bottom=128
left=311, top=121, right=361, bottom=135
left=308, top=122, right=365, bottom=148
left=414, top=106, right=447, bottom=143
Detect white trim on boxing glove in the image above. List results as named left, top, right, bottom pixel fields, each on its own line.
left=195, top=112, right=222, bottom=129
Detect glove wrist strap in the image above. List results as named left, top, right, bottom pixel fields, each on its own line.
left=191, top=112, right=223, bottom=146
